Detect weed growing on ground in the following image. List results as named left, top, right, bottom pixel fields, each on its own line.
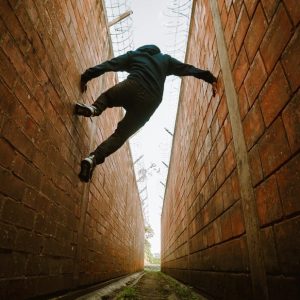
left=161, top=272, right=202, bottom=300
left=116, top=286, right=137, bottom=299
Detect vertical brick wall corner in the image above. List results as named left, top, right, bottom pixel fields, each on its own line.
left=0, top=1, right=144, bottom=299
left=162, top=0, right=300, bottom=299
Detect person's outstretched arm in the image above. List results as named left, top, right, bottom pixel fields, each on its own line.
left=167, top=56, right=218, bottom=96
left=80, top=52, right=131, bottom=92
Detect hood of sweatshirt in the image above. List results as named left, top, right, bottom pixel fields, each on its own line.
left=136, top=44, right=161, bottom=56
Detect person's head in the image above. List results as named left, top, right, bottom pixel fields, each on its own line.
left=136, top=44, right=161, bottom=55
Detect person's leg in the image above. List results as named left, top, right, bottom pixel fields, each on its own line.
left=93, top=114, right=143, bottom=163
left=74, top=80, right=135, bottom=117
left=79, top=111, right=146, bottom=182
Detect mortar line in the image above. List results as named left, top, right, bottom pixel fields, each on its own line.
left=209, top=1, right=268, bottom=299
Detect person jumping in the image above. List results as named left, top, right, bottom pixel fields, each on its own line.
left=75, top=45, right=217, bottom=182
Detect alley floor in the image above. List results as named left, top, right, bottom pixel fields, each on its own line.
left=104, top=271, right=207, bottom=300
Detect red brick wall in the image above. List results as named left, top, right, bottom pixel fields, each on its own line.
left=0, top=0, right=144, bottom=299
left=161, top=0, right=299, bottom=299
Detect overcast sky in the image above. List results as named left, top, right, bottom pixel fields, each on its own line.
left=129, top=0, right=191, bottom=254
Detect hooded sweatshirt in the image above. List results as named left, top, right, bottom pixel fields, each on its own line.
left=81, top=45, right=216, bottom=101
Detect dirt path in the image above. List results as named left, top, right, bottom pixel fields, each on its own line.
left=110, top=271, right=207, bottom=300
left=133, top=272, right=174, bottom=299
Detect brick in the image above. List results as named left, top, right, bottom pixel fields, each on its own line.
left=230, top=170, right=241, bottom=201
left=233, top=46, right=249, bottom=91
left=217, top=94, right=228, bottom=126
left=244, top=0, right=259, bottom=17
left=13, top=80, right=45, bottom=125
left=237, top=84, right=249, bottom=120
left=230, top=201, right=245, bottom=236
left=24, top=0, right=40, bottom=29
left=233, top=0, right=243, bottom=15
left=243, top=100, right=265, bottom=150
left=1, top=198, right=35, bottom=230
left=260, top=4, right=293, bottom=74
left=0, top=80, right=18, bottom=116
left=215, top=190, right=224, bottom=217
left=207, top=224, right=215, bottom=246
left=216, top=128, right=226, bottom=159
left=255, top=175, right=283, bottom=225
left=223, top=116, right=232, bottom=144
left=261, top=0, right=280, bottom=22
left=258, top=118, right=291, bottom=176
left=211, top=115, right=220, bottom=144
left=0, top=1, right=31, bottom=54
left=224, top=0, right=232, bottom=12
left=2, top=118, right=35, bottom=160
left=0, top=138, right=15, bottom=169
left=259, top=62, right=291, bottom=127
left=0, top=277, right=38, bottom=300
left=233, top=5, right=250, bottom=53
left=12, top=154, right=42, bottom=189
left=0, top=32, right=36, bottom=91
left=274, top=216, right=300, bottom=273
left=35, top=214, right=56, bottom=237
left=0, top=166, right=26, bottom=202
left=244, top=51, right=267, bottom=106
left=224, top=6, right=237, bottom=46
left=260, top=226, right=280, bottom=273
left=189, top=231, right=203, bottom=253
left=0, top=252, right=27, bottom=278
left=216, top=156, right=226, bottom=187
left=282, top=90, right=300, bottom=154
left=244, top=4, right=268, bottom=63
left=228, top=41, right=237, bottom=68
left=282, top=28, right=300, bottom=92
left=0, top=48, right=18, bottom=88
left=22, top=187, right=39, bottom=209
left=223, top=141, right=236, bottom=177
left=276, top=152, right=300, bottom=216
left=218, top=0, right=225, bottom=13
left=7, top=0, right=20, bottom=10
left=0, top=222, right=17, bottom=249
left=26, top=255, right=49, bottom=276
left=221, top=5, right=228, bottom=31
left=248, top=144, right=263, bottom=186
left=283, top=0, right=300, bottom=25
left=213, top=217, right=222, bottom=243
left=221, top=210, right=232, bottom=241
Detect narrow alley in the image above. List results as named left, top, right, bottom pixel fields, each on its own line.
left=0, top=0, right=299, bottom=300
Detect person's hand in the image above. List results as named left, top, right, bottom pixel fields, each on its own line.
left=212, top=81, right=217, bottom=97
left=80, top=76, right=87, bottom=93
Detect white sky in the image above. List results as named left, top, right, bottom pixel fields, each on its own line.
left=129, top=0, right=191, bottom=255
left=105, top=0, right=192, bottom=255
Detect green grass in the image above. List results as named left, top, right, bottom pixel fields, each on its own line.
left=116, top=286, right=137, bottom=300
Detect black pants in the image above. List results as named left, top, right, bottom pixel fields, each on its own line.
left=91, top=79, right=158, bottom=164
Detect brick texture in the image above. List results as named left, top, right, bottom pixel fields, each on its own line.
left=162, top=1, right=300, bottom=299
left=0, top=1, right=143, bottom=299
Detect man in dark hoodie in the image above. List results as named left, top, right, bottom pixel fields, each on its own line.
left=75, top=44, right=217, bottom=182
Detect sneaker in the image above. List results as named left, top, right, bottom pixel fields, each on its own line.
left=74, top=103, right=98, bottom=117
left=79, top=155, right=96, bottom=182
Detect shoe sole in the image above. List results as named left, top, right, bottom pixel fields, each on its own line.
left=74, top=103, right=92, bottom=117
left=79, top=160, right=92, bottom=182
